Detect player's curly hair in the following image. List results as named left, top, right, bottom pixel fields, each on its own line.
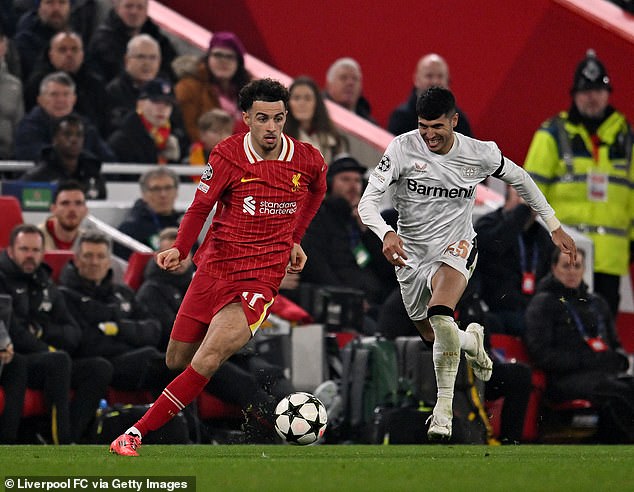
left=239, top=78, right=290, bottom=112
left=416, top=86, right=456, bottom=120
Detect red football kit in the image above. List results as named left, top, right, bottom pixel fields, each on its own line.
left=171, top=132, right=327, bottom=341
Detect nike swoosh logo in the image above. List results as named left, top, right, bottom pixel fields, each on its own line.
left=240, top=177, right=261, bottom=183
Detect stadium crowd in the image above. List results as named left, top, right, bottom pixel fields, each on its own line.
left=1, top=0, right=634, bottom=446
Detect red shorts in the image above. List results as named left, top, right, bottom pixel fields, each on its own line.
left=171, top=269, right=277, bottom=343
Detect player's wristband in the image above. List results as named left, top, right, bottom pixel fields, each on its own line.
left=545, top=216, right=561, bottom=233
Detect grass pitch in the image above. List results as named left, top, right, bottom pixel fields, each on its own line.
left=1, top=444, right=634, bottom=492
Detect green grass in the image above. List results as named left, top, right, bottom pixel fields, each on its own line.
left=1, top=445, right=634, bottom=492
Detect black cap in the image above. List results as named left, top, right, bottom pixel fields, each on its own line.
left=571, top=49, right=611, bottom=94
left=327, top=154, right=366, bottom=180
left=138, top=78, right=176, bottom=103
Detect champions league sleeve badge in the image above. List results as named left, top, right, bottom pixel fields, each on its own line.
left=201, top=163, right=213, bottom=181
left=377, top=155, right=391, bottom=172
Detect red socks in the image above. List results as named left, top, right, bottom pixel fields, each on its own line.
left=135, top=365, right=209, bottom=437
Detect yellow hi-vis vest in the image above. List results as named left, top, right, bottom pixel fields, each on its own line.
left=524, top=110, right=634, bottom=276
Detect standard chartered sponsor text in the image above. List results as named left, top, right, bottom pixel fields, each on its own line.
left=259, top=200, right=297, bottom=214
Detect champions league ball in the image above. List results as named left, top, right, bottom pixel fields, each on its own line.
left=274, top=392, right=328, bottom=445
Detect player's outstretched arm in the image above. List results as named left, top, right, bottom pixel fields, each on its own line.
left=287, top=243, right=307, bottom=274
left=551, top=227, right=577, bottom=265
left=156, top=247, right=182, bottom=271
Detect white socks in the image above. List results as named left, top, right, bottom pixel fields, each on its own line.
left=457, top=328, right=477, bottom=355
left=429, top=314, right=460, bottom=415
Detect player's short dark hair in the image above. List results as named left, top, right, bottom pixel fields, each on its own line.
left=52, top=179, right=86, bottom=203
left=9, top=224, right=44, bottom=247
left=416, top=86, right=456, bottom=120
left=239, top=78, right=290, bottom=112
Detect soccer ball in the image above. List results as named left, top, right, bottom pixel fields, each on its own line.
left=274, top=392, right=328, bottom=445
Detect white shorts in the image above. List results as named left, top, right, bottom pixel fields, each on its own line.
left=398, top=238, right=478, bottom=321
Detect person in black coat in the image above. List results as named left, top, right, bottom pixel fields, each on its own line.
left=388, top=53, right=472, bottom=137
left=114, top=167, right=183, bottom=259
left=87, top=1, right=177, bottom=84
left=474, top=185, right=555, bottom=335
left=0, top=224, right=112, bottom=443
left=20, top=114, right=107, bottom=200
left=524, top=248, right=634, bottom=442
left=24, top=31, right=108, bottom=136
left=59, top=230, right=171, bottom=393
left=301, top=155, right=396, bottom=321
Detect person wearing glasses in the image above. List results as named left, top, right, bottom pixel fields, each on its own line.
left=114, top=166, right=183, bottom=260
left=175, top=31, right=252, bottom=142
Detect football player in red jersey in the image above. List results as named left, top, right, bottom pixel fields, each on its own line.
left=110, top=78, right=327, bottom=455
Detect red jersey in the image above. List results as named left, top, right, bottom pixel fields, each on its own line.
left=174, top=132, right=327, bottom=288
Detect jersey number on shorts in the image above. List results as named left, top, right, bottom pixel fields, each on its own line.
left=242, top=291, right=265, bottom=310
left=444, top=239, right=470, bottom=259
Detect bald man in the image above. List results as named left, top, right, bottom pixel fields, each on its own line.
left=388, top=53, right=472, bottom=137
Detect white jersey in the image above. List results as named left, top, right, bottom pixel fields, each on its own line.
left=358, top=130, right=556, bottom=267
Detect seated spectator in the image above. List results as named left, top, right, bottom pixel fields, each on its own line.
left=285, top=76, right=347, bottom=164
left=474, top=186, right=554, bottom=335
left=20, top=113, right=107, bottom=199
left=107, top=78, right=186, bottom=164
left=15, top=71, right=115, bottom=162
left=59, top=230, right=170, bottom=394
left=524, top=248, right=634, bottom=442
left=13, top=0, right=72, bottom=79
left=136, top=227, right=294, bottom=441
left=323, top=57, right=376, bottom=123
left=0, top=224, right=112, bottom=443
left=88, top=0, right=177, bottom=84
left=175, top=31, right=251, bottom=142
left=0, top=28, right=24, bottom=159
left=388, top=53, right=472, bottom=137
left=187, top=108, right=233, bottom=167
left=38, top=179, right=88, bottom=250
left=24, top=30, right=108, bottom=135
left=301, top=155, right=396, bottom=329
left=114, top=166, right=183, bottom=260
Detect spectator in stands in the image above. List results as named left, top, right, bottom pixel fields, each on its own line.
left=474, top=185, right=554, bottom=335
left=38, top=180, right=87, bottom=251
left=114, top=167, right=183, bottom=260
left=388, top=53, right=472, bottom=137
left=301, top=155, right=396, bottom=329
left=59, top=230, right=171, bottom=395
left=524, top=50, right=633, bottom=318
left=175, top=31, right=251, bottom=142
left=20, top=113, right=107, bottom=199
left=0, top=28, right=24, bottom=159
left=88, top=0, right=178, bottom=84
left=324, top=57, right=376, bottom=124
left=0, top=224, right=112, bottom=443
left=107, top=77, right=187, bottom=165
left=14, top=71, right=115, bottom=162
left=285, top=76, right=346, bottom=164
left=187, top=108, right=233, bottom=167
left=136, top=227, right=294, bottom=441
left=524, top=248, right=634, bottom=442
left=0, top=315, right=28, bottom=444
left=13, top=0, right=71, bottom=79
left=24, top=30, right=108, bottom=136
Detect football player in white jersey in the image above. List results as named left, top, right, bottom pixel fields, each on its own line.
left=358, top=87, right=576, bottom=440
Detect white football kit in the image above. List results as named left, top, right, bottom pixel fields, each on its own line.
left=359, top=130, right=557, bottom=320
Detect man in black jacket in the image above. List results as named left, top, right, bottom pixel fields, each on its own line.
left=524, top=248, right=634, bottom=442
left=87, top=0, right=177, bottom=84
left=301, top=155, right=396, bottom=328
left=114, top=166, right=183, bottom=260
left=0, top=224, right=111, bottom=443
left=20, top=114, right=107, bottom=200
left=474, top=186, right=554, bottom=335
left=59, top=230, right=170, bottom=393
